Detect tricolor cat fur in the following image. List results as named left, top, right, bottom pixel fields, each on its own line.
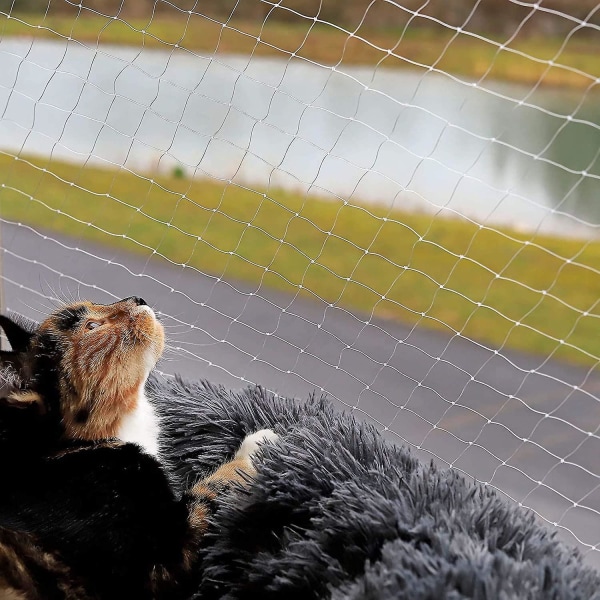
left=0, top=297, right=277, bottom=599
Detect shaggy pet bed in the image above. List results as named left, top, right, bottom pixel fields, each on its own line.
left=149, top=374, right=600, bottom=600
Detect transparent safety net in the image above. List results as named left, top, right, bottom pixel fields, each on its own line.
left=1, top=0, right=600, bottom=565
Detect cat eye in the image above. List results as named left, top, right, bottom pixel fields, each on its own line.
left=85, top=321, right=102, bottom=330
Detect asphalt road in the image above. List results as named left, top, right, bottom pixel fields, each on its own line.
left=3, top=220, right=600, bottom=566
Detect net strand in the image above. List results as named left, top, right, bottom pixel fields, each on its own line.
left=2, top=1, right=600, bottom=562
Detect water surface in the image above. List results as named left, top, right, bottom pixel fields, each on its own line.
left=0, top=37, right=599, bottom=238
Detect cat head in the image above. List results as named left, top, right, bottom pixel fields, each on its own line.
left=0, top=296, right=164, bottom=444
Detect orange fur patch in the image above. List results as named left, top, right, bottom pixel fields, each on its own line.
left=4, top=391, right=44, bottom=411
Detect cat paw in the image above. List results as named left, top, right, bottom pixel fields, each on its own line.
left=235, top=429, right=279, bottom=462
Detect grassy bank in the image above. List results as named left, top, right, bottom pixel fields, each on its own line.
left=1, top=11, right=599, bottom=89
left=0, top=153, right=599, bottom=367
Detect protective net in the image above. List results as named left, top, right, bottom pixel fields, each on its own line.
left=1, top=0, right=600, bottom=564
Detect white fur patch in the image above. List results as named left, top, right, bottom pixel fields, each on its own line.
left=116, top=389, right=160, bottom=457
left=235, top=429, right=279, bottom=463
left=137, top=304, right=155, bottom=318
left=116, top=343, right=161, bottom=456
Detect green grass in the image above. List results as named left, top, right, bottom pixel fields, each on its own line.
left=1, top=11, right=600, bottom=89
left=1, top=153, right=599, bottom=367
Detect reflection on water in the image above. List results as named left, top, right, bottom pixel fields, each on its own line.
left=0, top=37, right=599, bottom=238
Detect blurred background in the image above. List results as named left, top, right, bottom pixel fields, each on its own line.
left=1, top=0, right=600, bottom=566
left=5, top=0, right=600, bottom=35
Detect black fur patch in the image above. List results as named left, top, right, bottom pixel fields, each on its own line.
left=30, top=332, right=63, bottom=417
left=0, top=314, right=35, bottom=353
left=54, top=306, right=87, bottom=332
left=0, top=443, right=193, bottom=599
left=74, top=408, right=89, bottom=424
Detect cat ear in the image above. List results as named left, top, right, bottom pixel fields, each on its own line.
left=0, top=315, right=34, bottom=353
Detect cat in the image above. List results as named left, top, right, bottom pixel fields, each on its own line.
left=0, top=296, right=278, bottom=599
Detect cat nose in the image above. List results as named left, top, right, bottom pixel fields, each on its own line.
left=125, top=296, right=147, bottom=306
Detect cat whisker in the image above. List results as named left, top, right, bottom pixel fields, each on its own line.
left=36, top=280, right=60, bottom=309
left=17, top=300, right=53, bottom=319
left=39, top=278, right=67, bottom=310
left=164, top=339, right=221, bottom=349
left=60, top=283, right=77, bottom=305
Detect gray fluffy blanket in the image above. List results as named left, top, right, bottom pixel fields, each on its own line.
left=148, top=375, right=600, bottom=600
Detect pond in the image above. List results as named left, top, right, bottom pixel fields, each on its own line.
left=0, top=36, right=599, bottom=238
